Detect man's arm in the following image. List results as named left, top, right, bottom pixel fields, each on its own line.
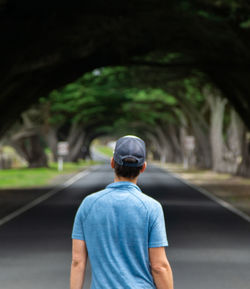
left=70, top=239, right=88, bottom=289
left=149, top=247, right=174, bottom=289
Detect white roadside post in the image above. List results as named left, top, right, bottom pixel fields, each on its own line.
left=57, top=142, right=69, bottom=171
left=183, top=136, right=195, bottom=169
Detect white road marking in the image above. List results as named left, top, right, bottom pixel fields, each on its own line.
left=0, top=166, right=100, bottom=227
left=168, top=170, right=250, bottom=223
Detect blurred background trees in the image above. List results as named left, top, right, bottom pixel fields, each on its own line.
left=2, top=66, right=248, bottom=176
left=0, top=0, right=250, bottom=176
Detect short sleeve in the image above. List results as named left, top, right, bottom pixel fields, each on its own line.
left=148, top=203, right=168, bottom=247
left=72, top=205, right=85, bottom=241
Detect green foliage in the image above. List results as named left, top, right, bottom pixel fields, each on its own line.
left=94, top=145, right=113, bottom=157
left=197, top=10, right=225, bottom=21
left=183, top=78, right=205, bottom=105
left=240, top=19, right=250, bottom=29
left=178, top=0, right=250, bottom=21
left=40, top=66, right=213, bottom=138
left=42, top=70, right=127, bottom=127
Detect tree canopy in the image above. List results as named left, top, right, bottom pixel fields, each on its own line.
left=1, top=0, right=250, bottom=136
left=42, top=67, right=181, bottom=137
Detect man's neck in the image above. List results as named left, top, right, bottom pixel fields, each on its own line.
left=114, top=175, right=138, bottom=184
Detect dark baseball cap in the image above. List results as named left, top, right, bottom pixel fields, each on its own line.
left=113, top=135, right=146, bottom=167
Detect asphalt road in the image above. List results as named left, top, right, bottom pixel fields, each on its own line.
left=0, top=164, right=249, bottom=289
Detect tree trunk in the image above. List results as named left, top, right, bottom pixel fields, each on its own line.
left=191, top=119, right=212, bottom=169
left=155, top=125, right=175, bottom=163
left=11, top=133, right=48, bottom=168
left=28, top=135, right=48, bottom=168
left=207, top=90, right=228, bottom=172
left=45, top=127, right=58, bottom=161
left=81, top=135, right=93, bottom=160
left=166, top=124, right=183, bottom=163
left=237, top=130, right=250, bottom=177
left=145, top=131, right=162, bottom=161
left=66, top=123, right=85, bottom=162
left=176, top=93, right=212, bottom=169
left=227, top=108, right=244, bottom=161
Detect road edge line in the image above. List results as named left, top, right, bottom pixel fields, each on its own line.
left=159, top=166, right=250, bottom=223
left=0, top=165, right=100, bottom=227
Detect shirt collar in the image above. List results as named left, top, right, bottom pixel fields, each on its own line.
left=106, top=181, right=141, bottom=192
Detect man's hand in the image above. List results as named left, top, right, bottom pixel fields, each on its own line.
left=70, top=239, right=88, bottom=289
left=149, top=247, right=174, bottom=289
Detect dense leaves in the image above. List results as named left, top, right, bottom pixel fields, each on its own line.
left=41, top=67, right=182, bottom=138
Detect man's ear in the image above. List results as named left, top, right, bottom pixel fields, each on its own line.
left=110, top=157, right=115, bottom=169
left=140, top=161, right=147, bottom=173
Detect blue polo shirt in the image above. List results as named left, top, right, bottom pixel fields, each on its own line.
left=72, top=181, right=168, bottom=289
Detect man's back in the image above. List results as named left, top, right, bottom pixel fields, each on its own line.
left=72, top=181, right=168, bottom=289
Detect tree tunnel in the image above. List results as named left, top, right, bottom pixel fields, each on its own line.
left=1, top=0, right=250, bottom=135
left=1, top=0, right=250, bottom=175
left=4, top=66, right=246, bottom=177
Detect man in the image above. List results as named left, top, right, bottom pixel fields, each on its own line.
left=70, top=135, right=174, bottom=289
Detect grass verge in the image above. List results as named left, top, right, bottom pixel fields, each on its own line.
left=94, top=145, right=113, bottom=157
left=0, top=160, right=98, bottom=189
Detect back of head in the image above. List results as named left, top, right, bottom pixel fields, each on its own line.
left=113, top=135, right=146, bottom=179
